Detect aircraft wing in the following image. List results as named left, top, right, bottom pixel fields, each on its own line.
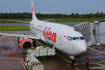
left=43, top=19, right=55, bottom=22
left=0, top=33, right=40, bottom=40
left=0, top=33, right=48, bottom=45
left=58, top=23, right=79, bottom=25
left=8, top=20, right=30, bottom=24
left=8, top=19, right=55, bottom=23
left=8, top=20, right=78, bottom=25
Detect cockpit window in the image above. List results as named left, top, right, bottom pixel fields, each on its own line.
left=67, top=36, right=84, bottom=41
left=67, top=36, right=72, bottom=41
left=80, top=37, right=84, bottom=40
left=73, top=37, right=79, bottom=40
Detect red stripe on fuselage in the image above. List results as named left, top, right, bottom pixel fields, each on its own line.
left=32, top=7, right=33, bottom=15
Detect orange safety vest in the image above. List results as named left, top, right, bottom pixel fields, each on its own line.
left=86, top=59, right=89, bottom=63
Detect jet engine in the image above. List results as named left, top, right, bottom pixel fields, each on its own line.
left=19, top=39, right=33, bottom=50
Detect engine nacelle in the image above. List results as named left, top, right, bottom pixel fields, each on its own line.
left=19, top=39, right=33, bottom=50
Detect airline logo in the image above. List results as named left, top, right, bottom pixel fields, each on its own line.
left=43, top=27, right=57, bottom=43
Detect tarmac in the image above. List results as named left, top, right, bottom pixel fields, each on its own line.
left=0, top=31, right=105, bottom=70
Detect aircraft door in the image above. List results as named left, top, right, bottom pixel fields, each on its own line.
left=58, top=32, right=64, bottom=47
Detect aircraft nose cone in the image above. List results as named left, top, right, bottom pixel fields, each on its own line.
left=72, top=41, right=87, bottom=55
left=77, top=42, right=87, bottom=53
left=80, top=45, right=87, bottom=52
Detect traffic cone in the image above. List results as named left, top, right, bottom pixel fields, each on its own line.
left=9, top=50, right=11, bottom=54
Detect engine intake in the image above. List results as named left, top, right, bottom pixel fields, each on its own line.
left=19, top=39, right=33, bottom=50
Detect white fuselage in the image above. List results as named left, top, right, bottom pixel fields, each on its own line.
left=29, top=20, right=87, bottom=56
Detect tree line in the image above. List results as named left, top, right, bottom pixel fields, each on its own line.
left=0, top=12, right=105, bottom=19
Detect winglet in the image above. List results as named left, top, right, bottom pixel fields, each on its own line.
left=31, top=0, right=38, bottom=21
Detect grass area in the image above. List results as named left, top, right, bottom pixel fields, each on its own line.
left=0, top=25, right=30, bottom=31
left=0, top=17, right=105, bottom=23
left=68, top=25, right=74, bottom=27
left=0, top=19, right=20, bottom=23
left=49, top=18, right=105, bottom=23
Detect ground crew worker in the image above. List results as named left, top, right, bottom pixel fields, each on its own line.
left=85, top=57, right=89, bottom=70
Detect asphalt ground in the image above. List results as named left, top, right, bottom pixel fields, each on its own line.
left=0, top=31, right=105, bottom=70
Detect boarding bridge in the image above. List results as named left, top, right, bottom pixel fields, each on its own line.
left=74, top=20, right=105, bottom=50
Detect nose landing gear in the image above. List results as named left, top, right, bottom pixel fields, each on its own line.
left=69, top=56, right=77, bottom=65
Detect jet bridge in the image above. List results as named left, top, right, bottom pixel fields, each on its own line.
left=74, top=20, right=105, bottom=50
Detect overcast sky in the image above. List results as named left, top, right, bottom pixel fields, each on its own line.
left=0, top=0, right=105, bottom=14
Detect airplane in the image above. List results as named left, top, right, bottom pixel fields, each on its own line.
left=0, top=0, right=87, bottom=64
